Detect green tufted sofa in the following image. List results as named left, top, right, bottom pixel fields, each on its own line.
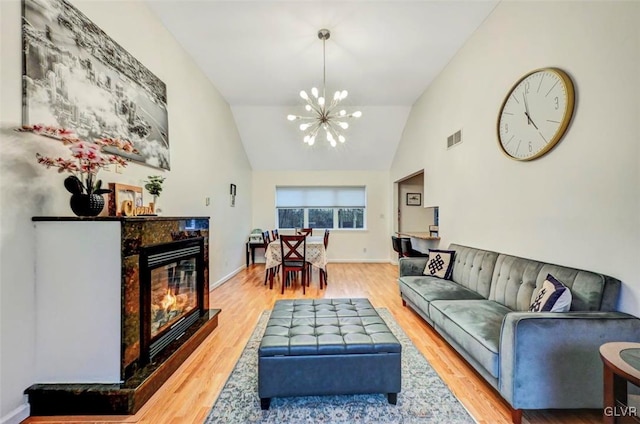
left=398, top=243, right=640, bottom=423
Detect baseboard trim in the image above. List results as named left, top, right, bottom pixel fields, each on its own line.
left=1, top=403, right=29, bottom=424
left=210, top=265, right=244, bottom=290
left=328, top=259, right=390, bottom=263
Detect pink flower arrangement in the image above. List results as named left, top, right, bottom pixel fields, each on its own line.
left=17, top=125, right=139, bottom=196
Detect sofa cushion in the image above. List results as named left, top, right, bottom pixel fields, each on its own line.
left=529, top=274, right=572, bottom=312
left=399, top=276, right=484, bottom=320
left=449, top=244, right=499, bottom=299
left=429, top=299, right=512, bottom=378
left=423, top=249, right=455, bottom=279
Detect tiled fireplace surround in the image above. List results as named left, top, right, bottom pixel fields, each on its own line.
left=26, top=216, right=220, bottom=415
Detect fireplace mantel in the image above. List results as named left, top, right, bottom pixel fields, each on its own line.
left=27, top=216, right=220, bottom=415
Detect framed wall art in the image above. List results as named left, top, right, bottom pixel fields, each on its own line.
left=22, top=0, right=171, bottom=170
left=406, top=192, right=421, bottom=206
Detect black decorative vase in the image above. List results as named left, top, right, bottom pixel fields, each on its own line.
left=69, top=194, right=105, bottom=217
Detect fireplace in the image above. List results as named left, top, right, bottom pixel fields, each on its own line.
left=140, top=237, right=205, bottom=364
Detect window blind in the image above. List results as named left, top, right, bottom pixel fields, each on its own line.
left=276, top=186, right=366, bottom=208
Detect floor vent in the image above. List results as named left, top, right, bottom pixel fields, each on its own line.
left=447, top=129, right=462, bottom=149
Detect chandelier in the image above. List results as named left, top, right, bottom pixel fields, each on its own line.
left=287, top=29, right=361, bottom=147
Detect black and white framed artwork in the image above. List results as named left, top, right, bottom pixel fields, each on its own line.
left=22, top=0, right=171, bottom=170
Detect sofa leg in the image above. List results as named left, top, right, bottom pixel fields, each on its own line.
left=387, top=392, right=397, bottom=405
left=511, top=408, right=522, bottom=424
left=260, top=397, right=271, bottom=410
left=402, top=299, right=406, bottom=307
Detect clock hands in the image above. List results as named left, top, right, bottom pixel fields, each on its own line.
left=522, top=92, right=540, bottom=130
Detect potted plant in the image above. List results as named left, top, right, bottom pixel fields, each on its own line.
left=145, top=175, right=165, bottom=214
left=17, top=125, right=137, bottom=216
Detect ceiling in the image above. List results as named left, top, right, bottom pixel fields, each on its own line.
left=147, top=1, right=499, bottom=171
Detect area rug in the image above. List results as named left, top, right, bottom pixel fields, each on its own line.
left=205, top=308, right=475, bottom=423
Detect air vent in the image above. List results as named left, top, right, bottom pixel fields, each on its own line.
left=447, top=129, right=462, bottom=149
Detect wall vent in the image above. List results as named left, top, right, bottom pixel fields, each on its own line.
left=447, top=129, right=462, bottom=149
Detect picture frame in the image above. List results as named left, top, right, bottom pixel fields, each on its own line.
left=230, top=183, right=236, bottom=207
left=108, top=183, right=143, bottom=216
left=22, top=0, right=171, bottom=170
left=406, top=192, right=421, bottom=206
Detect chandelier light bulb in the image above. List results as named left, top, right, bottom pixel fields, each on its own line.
left=287, top=28, right=361, bottom=147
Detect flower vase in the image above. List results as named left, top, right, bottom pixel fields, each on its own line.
left=70, top=193, right=105, bottom=217
left=153, top=195, right=162, bottom=216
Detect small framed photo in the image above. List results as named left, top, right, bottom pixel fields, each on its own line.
left=406, top=192, right=421, bottom=206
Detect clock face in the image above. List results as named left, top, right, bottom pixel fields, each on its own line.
left=497, top=68, right=575, bottom=161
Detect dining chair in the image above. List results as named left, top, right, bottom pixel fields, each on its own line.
left=279, top=234, right=307, bottom=294
left=319, top=229, right=330, bottom=289
left=271, top=229, right=279, bottom=240
left=296, top=228, right=313, bottom=236
left=262, top=230, right=275, bottom=286
left=400, top=238, right=429, bottom=258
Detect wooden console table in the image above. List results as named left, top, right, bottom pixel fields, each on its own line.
left=600, top=342, right=640, bottom=423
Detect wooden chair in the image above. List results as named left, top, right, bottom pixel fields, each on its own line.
left=262, top=231, right=276, bottom=286
left=296, top=228, right=313, bottom=236
left=271, top=229, right=279, bottom=240
left=279, top=234, right=307, bottom=294
left=319, top=229, right=330, bottom=289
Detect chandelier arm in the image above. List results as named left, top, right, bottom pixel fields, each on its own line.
left=304, top=99, right=324, bottom=116
left=326, top=123, right=343, bottom=141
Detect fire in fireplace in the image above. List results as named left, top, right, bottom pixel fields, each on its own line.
left=140, top=238, right=205, bottom=364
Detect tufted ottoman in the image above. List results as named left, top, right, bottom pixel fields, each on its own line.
left=258, top=298, right=401, bottom=409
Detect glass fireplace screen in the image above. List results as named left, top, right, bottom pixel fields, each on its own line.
left=149, top=258, right=198, bottom=339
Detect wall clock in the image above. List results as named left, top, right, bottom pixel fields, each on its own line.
left=497, top=67, right=575, bottom=161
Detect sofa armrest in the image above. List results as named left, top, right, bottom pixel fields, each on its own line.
left=399, top=257, right=428, bottom=277
left=499, top=311, right=640, bottom=410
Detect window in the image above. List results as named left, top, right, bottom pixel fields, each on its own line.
left=276, top=186, right=366, bottom=230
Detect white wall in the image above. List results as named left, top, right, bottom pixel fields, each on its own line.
left=0, top=0, right=252, bottom=420
left=390, top=1, right=640, bottom=315
left=252, top=171, right=390, bottom=262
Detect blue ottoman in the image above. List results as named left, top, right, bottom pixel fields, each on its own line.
left=258, top=298, right=401, bottom=409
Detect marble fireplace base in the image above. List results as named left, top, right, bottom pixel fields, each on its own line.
left=26, top=309, right=220, bottom=415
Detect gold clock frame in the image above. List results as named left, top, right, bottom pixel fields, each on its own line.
left=496, top=67, right=576, bottom=161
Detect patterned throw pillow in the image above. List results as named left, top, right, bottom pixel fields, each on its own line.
left=422, top=249, right=455, bottom=280
left=529, top=274, right=572, bottom=312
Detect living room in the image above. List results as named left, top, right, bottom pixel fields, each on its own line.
left=1, top=1, right=639, bottom=424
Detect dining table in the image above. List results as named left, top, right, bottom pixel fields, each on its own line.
left=264, top=235, right=328, bottom=275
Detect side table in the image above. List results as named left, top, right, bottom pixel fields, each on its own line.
left=600, top=342, right=640, bottom=423
left=246, top=241, right=265, bottom=267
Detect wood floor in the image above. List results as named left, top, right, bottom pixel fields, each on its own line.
left=24, top=263, right=602, bottom=424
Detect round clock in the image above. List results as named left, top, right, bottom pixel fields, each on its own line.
left=497, top=67, right=575, bottom=161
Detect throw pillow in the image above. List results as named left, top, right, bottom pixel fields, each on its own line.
left=529, top=274, right=572, bottom=312
left=423, top=249, right=455, bottom=280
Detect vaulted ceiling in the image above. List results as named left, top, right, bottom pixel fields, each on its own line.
left=147, top=1, right=499, bottom=171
